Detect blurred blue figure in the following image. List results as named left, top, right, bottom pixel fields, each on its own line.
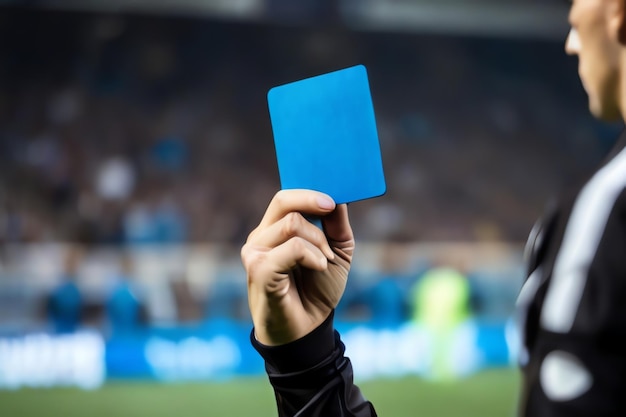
left=363, top=242, right=412, bottom=327
left=123, top=190, right=186, bottom=244
left=47, top=246, right=84, bottom=334
left=365, top=275, right=407, bottom=327
left=123, top=196, right=161, bottom=244
left=106, top=252, right=144, bottom=336
left=154, top=197, right=187, bottom=243
left=150, top=135, right=188, bottom=172
left=205, top=272, right=246, bottom=321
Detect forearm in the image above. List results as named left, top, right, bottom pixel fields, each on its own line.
left=251, top=311, right=377, bottom=417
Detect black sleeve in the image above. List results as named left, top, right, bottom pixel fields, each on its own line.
left=251, top=311, right=378, bottom=417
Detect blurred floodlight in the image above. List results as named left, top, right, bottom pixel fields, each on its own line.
left=36, top=0, right=265, bottom=19
left=340, top=0, right=570, bottom=40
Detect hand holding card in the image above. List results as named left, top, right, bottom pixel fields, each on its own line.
left=267, top=65, right=386, bottom=205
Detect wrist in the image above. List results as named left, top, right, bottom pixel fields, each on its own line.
left=252, top=310, right=336, bottom=373
left=253, top=305, right=334, bottom=346
left=254, top=326, right=300, bottom=346
left=253, top=315, right=316, bottom=346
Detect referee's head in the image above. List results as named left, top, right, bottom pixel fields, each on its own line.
left=565, top=0, right=626, bottom=122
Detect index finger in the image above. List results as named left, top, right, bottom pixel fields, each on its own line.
left=259, top=189, right=336, bottom=228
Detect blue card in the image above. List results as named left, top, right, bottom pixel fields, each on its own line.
left=268, top=64, right=386, bottom=204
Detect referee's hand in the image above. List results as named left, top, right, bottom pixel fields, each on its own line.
left=241, top=189, right=354, bottom=346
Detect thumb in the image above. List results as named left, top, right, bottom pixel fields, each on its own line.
left=322, top=204, right=353, bottom=244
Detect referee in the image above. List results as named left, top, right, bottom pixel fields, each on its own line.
left=240, top=0, right=626, bottom=415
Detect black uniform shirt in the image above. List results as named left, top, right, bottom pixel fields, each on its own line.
left=519, top=131, right=626, bottom=417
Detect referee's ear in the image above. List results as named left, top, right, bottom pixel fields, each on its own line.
left=613, top=0, right=626, bottom=45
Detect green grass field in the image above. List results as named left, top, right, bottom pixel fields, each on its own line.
left=0, top=368, right=520, bottom=417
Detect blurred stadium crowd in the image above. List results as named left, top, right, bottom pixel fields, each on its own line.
left=0, top=8, right=621, bottom=332
left=0, top=9, right=615, bottom=246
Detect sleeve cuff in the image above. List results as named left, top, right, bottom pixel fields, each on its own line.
left=250, top=311, right=336, bottom=374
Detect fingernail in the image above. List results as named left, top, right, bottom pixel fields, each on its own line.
left=317, top=196, right=335, bottom=210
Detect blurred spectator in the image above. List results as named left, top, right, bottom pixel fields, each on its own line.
left=363, top=273, right=406, bottom=327
left=105, top=252, right=145, bottom=336
left=411, top=265, right=473, bottom=330
left=362, top=242, right=412, bottom=327
left=122, top=191, right=186, bottom=244
left=205, top=271, right=247, bottom=321
left=149, top=135, right=188, bottom=173
left=409, top=262, right=478, bottom=381
left=170, top=276, right=203, bottom=322
left=123, top=199, right=161, bottom=244
left=47, top=245, right=84, bottom=334
left=153, top=195, right=187, bottom=243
